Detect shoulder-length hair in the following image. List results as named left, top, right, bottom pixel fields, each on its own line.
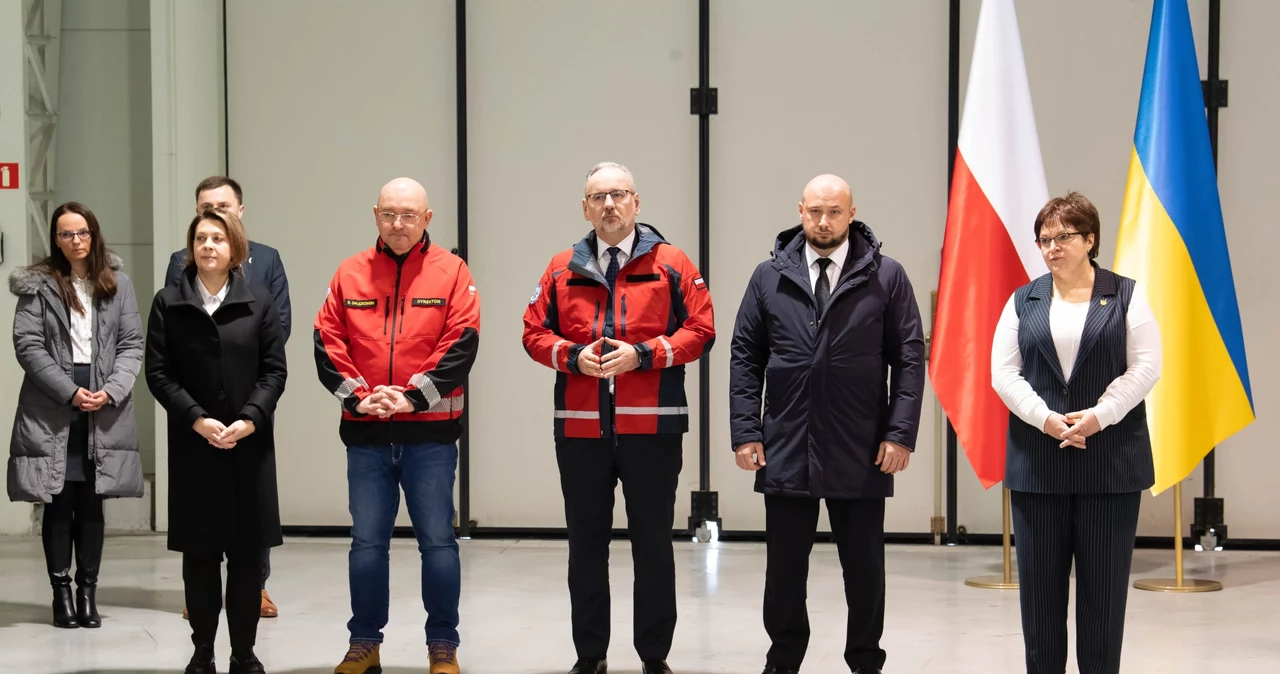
left=32, top=202, right=118, bottom=315
left=184, top=208, right=250, bottom=272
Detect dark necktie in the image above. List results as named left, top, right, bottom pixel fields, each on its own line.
left=815, top=257, right=832, bottom=318
left=605, top=247, right=621, bottom=291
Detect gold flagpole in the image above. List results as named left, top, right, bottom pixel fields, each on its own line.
left=1134, top=482, right=1221, bottom=593
left=965, top=487, right=1019, bottom=590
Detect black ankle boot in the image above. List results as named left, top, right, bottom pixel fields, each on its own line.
left=51, top=576, right=78, bottom=629
left=76, top=586, right=100, bottom=628
left=185, top=644, right=216, bottom=674
left=74, top=523, right=104, bottom=627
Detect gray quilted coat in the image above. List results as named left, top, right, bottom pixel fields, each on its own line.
left=7, top=254, right=145, bottom=503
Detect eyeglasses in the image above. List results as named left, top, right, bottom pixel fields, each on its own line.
left=377, top=211, right=423, bottom=225
left=57, top=230, right=92, bottom=242
left=586, top=190, right=635, bottom=205
left=1036, top=231, right=1082, bottom=248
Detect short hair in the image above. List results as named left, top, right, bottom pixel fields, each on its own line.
left=1034, top=191, right=1101, bottom=260
left=583, top=162, right=636, bottom=196
left=185, top=208, right=251, bottom=271
left=194, top=176, right=244, bottom=206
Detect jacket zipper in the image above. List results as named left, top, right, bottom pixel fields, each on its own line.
left=620, top=294, right=627, bottom=337
left=591, top=298, right=601, bottom=341
left=387, top=264, right=406, bottom=413
left=383, top=296, right=390, bottom=335
left=398, top=296, right=406, bottom=334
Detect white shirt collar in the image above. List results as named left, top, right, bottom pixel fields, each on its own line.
left=805, top=236, right=850, bottom=271
left=197, top=276, right=229, bottom=305
left=598, top=227, right=637, bottom=270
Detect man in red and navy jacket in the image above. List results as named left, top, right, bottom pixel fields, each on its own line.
left=522, top=162, right=714, bottom=674
left=314, top=178, right=478, bottom=674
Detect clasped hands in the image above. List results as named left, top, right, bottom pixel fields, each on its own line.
left=71, top=388, right=110, bottom=413
left=733, top=440, right=912, bottom=474
left=192, top=417, right=256, bottom=450
left=576, top=337, right=640, bottom=379
left=1043, top=409, right=1100, bottom=449
left=356, top=385, right=416, bottom=418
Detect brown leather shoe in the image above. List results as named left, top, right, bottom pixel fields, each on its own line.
left=182, top=607, right=189, bottom=620
left=260, top=589, right=278, bottom=618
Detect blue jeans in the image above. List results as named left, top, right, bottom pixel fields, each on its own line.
left=347, top=442, right=460, bottom=646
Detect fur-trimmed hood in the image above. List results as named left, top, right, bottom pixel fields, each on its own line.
left=8, top=252, right=125, bottom=296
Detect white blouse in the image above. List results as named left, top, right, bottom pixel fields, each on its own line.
left=69, top=275, right=94, bottom=365
left=991, top=282, right=1162, bottom=433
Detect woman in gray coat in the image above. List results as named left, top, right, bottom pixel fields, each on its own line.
left=7, top=201, right=145, bottom=629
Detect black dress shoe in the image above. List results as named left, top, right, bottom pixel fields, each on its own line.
left=568, top=659, right=606, bottom=674
left=229, top=654, right=266, bottom=674
left=641, top=662, right=672, bottom=674
left=851, top=668, right=882, bottom=674
left=762, top=665, right=800, bottom=674
left=185, top=645, right=216, bottom=674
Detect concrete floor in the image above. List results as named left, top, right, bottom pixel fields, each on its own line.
left=0, top=536, right=1276, bottom=673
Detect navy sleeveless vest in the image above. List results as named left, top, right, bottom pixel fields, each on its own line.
left=1005, top=266, right=1155, bottom=494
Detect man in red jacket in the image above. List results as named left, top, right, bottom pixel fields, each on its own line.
left=522, top=162, right=715, bottom=674
left=314, top=178, right=479, bottom=674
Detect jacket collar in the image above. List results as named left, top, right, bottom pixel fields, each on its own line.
left=771, top=221, right=881, bottom=297
left=568, top=222, right=667, bottom=284
left=376, top=230, right=432, bottom=262
left=178, top=265, right=255, bottom=312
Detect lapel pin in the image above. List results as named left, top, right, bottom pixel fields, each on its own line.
left=1100, top=299, right=1108, bottom=306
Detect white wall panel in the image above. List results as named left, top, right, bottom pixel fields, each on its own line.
left=709, top=0, right=950, bottom=534
left=226, top=0, right=457, bottom=526
left=466, top=0, right=699, bottom=529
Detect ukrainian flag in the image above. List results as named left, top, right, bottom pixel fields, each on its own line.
left=1114, top=0, right=1254, bottom=495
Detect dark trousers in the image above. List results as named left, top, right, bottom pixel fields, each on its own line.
left=42, top=479, right=105, bottom=586
left=184, top=548, right=262, bottom=656
left=555, top=434, right=683, bottom=662
left=261, top=547, right=271, bottom=589
left=1010, top=491, right=1142, bottom=674
left=764, top=495, right=886, bottom=672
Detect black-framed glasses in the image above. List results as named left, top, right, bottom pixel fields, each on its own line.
left=1036, top=231, right=1082, bottom=248
left=377, top=211, right=423, bottom=225
left=586, top=189, right=634, bottom=205
left=57, top=230, right=92, bottom=242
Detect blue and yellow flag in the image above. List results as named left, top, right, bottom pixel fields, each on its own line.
left=1114, top=0, right=1254, bottom=495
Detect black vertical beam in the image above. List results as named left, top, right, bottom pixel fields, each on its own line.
left=455, top=0, right=472, bottom=538
left=1201, top=0, right=1220, bottom=502
left=222, top=0, right=230, bottom=172
left=944, top=0, right=961, bottom=545
left=697, top=0, right=711, bottom=494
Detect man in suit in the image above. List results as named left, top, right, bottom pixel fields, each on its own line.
left=729, top=174, right=926, bottom=674
left=166, top=175, right=292, bottom=620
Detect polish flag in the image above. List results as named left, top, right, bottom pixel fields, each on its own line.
left=929, top=0, right=1048, bottom=489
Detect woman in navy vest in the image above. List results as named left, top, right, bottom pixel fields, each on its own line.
left=991, top=192, right=1161, bottom=674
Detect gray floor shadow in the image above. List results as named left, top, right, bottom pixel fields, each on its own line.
left=94, top=586, right=187, bottom=613
left=0, top=600, right=53, bottom=628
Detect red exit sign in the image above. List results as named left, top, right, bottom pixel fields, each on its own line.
left=0, top=163, right=18, bottom=189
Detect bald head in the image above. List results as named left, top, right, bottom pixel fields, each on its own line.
left=374, top=177, right=433, bottom=255
left=378, top=177, right=429, bottom=210
left=798, top=174, right=856, bottom=253
left=801, top=174, right=853, bottom=210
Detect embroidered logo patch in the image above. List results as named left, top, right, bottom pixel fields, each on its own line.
left=693, top=277, right=706, bottom=289
left=413, top=298, right=446, bottom=307
left=530, top=284, right=542, bottom=305
left=344, top=298, right=377, bottom=309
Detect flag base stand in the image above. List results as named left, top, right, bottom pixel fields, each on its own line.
left=1135, top=483, right=1222, bottom=594
left=965, top=487, right=1019, bottom=590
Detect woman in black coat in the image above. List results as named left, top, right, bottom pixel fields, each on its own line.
left=145, top=208, right=286, bottom=674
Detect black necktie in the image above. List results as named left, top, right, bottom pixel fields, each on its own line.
left=605, top=247, right=621, bottom=291
left=815, top=257, right=832, bottom=318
